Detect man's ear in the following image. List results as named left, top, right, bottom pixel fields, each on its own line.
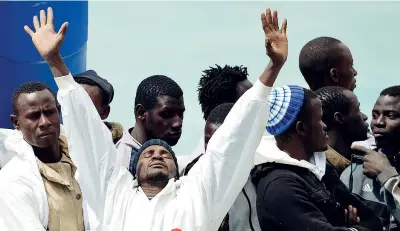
left=100, top=105, right=111, bottom=120
left=333, top=112, right=345, bottom=124
left=329, top=68, right=339, bottom=84
left=295, top=121, right=306, bottom=137
left=135, top=104, right=147, bottom=121
left=10, top=114, right=20, bottom=130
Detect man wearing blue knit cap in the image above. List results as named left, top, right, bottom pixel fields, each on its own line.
left=252, top=86, right=382, bottom=231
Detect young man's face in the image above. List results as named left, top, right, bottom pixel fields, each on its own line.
left=145, top=95, right=185, bottom=146
left=371, top=95, right=400, bottom=150
left=204, top=122, right=221, bottom=151
left=11, top=89, right=60, bottom=148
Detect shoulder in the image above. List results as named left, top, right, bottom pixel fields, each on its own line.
left=257, top=167, right=307, bottom=196
left=0, top=159, right=38, bottom=201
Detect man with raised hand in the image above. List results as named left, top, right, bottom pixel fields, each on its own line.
left=24, top=7, right=287, bottom=230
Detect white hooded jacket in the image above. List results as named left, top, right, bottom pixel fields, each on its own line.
left=55, top=73, right=272, bottom=231
left=0, top=129, right=92, bottom=231
left=254, top=135, right=326, bottom=180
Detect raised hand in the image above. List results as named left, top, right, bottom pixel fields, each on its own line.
left=261, top=8, right=288, bottom=66
left=24, top=7, right=68, bottom=61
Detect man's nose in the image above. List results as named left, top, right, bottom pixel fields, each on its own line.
left=38, top=114, right=51, bottom=128
left=172, top=116, right=183, bottom=130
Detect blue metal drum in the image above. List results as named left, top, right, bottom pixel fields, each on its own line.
left=0, top=1, right=88, bottom=128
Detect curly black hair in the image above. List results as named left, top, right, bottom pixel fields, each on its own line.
left=206, top=103, right=234, bottom=125
left=381, top=85, right=400, bottom=97
left=12, top=81, right=59, bottom=115
left=135, top=75, right=183, bottom=115
left=315, top=86, right=351, bottom=131
left=198, top=64, right=248, bottom=120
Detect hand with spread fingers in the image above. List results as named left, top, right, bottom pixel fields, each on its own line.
left=352, top=145, right=392, bottom=179
left=261, top=8, right=288, bottom=66
left=24, top=7, right=69, bottom=61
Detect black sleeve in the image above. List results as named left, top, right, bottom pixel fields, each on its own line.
left=256, top=176, right=370, bottom=231
left=324, top=162, right=383, bottom=231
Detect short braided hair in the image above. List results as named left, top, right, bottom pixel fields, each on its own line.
left=198, top=65, right=248, bottom=120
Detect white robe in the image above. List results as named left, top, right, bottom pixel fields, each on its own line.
left=56, top=73, right=271, bottom=230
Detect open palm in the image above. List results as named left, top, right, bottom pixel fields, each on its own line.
left=24, top=7, right=68, bottom=60
left=261, top=8, right=288, bottom=65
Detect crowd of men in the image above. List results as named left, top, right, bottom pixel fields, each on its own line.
left=0, top=6, right=400, bottom=231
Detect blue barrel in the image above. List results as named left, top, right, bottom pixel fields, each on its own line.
left=0, top=1, right=88, bottom=128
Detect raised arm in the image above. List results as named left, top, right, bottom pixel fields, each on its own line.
left=184, top=8, right=288, bottom=230
left=24, top=7, right=115, bottom=222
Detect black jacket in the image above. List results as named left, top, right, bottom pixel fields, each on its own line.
left=252, top=162, right=383, bottom=231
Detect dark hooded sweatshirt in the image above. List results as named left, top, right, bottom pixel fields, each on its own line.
left=252, top=161, right=383, bottom=231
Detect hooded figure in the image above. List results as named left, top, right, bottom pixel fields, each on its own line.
left=251, top=85, right=382, bottom=231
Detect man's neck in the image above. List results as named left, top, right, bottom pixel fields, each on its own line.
left=33, top=141, right=62, bottom=163
left=141, top=183, right=164, bottom=198
left=278, top=143, right=310, bottom=161
left=327, top=131, right=352, bottom=160
left=130, top=125, right=147, bottom=145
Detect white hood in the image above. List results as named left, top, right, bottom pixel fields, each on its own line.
left=254, top=135, right=326, bottom=180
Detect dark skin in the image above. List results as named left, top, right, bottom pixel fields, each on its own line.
left=131, top=95, right=185, bottom=146
left=25, top=7, right=184, bottom=199
left=235, top=79, right=253, bottom=101
left=10, top=89, right=61, bottom=163
left=345, top=205, right=360, bottom=226
left=371, top=95, right=400, bottom=154
left=26, top=7, right=287, bottom=198
left=327, top=90, right=369, bottom=160
left=278, top=98, right=328, bottom=161
left=136, top=145, right=177, bottom=197
left=353, top=95, right=400, bottom=179
left=204, top=122, right=221, bottom=151
left=135, top=7, right=289, bottom=197
left=278, top=98, right=360, bottom=225
left=80, top=83, right=110, bottom=120
left=321, top=43, right=358, bottom=92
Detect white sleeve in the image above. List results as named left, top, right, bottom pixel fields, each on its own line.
left=0, top=158, right=46, bottom=231
left=0, top=187, right=46, bottom=231
left=0, top=129, right=19, bottom=169
left=55, top=74, right=117, bottom=223
left=185, top=79, right=271, bottom=230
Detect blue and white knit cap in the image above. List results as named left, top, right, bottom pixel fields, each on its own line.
left=266, top=85, right=305, bottom=135
left=129, top=139, right=179, bottom=178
